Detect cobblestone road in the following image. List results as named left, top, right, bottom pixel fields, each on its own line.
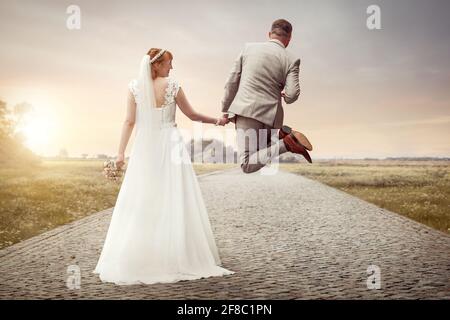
left=1, top=167, right=449, bottom=299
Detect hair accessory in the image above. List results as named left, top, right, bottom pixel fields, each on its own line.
left=150, top=49, right=166, bottom=64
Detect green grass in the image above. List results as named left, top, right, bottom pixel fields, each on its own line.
left=0, top=160, right=237, bottom=249
left=2, top=158, right=448, bottom=249
left=280, top=160, right=450, bottom=234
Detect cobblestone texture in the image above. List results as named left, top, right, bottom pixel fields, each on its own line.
left=0, top=167, right=449, bottom=299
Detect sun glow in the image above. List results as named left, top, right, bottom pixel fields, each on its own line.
left=17, top=108, right=59, bottom=156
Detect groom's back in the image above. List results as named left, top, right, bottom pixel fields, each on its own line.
left=222, top=40, right=300, bottom=128
left=241, top=41, right=291, bottom=93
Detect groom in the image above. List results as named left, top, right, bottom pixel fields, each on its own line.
left=221, top=19, right=313, bottom=174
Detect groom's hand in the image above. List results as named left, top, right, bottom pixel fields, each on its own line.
left=216, top=116, right=230, bottom=126
left=223, top=115, right=231, bottom=125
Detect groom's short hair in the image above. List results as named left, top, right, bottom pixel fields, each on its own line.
left=271, top=19, right=292, bottom=37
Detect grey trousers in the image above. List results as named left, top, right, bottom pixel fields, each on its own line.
left=235, top=115, right=288, bottom=173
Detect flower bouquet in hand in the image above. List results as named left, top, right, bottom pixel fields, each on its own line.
left=103, top=159, right=125, bottom=182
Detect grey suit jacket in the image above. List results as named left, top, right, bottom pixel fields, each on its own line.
left=221, top=39, right=301, bottom=129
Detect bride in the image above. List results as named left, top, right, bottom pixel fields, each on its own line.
left=93, top=48, right=234, bottom=285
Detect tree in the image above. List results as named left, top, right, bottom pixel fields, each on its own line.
left=0, top=99, right=40, bottom=166
left=0, top=100, right=13, bottom=139
left=12, top=102, right=32, bottom=143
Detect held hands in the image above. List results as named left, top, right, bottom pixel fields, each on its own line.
left=215, top=116, right=230, bottom=126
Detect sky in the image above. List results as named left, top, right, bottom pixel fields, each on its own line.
left=0, top=0, right=449, bottom=159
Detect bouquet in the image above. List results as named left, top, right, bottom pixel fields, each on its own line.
left=103, top=160, right=125, bottom=182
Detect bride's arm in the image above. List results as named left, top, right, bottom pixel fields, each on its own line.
left=117, top=90, right=136, bottom=156
left=175, top=87, right=227, bottom=125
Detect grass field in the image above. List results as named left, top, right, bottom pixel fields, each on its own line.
left=280, top=160, right=450, bottom=234
left=1, top=159, right=448, bottom=249
left=0, top=160, right=237, bottom=249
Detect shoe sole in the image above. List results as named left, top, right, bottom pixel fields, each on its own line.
left=291, top=131, right=313, bottom=151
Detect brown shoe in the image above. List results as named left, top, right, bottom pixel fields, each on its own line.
left=283, top=133, right=312, bottom=163
left=279, top=125, right=313, bottom=151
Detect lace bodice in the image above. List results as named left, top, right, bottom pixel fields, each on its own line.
left=128, top=77, right=180, bottom=125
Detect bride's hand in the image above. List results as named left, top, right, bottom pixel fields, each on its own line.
left=115, top=154, right=125, bottom=169
left=215, top=116, right=230, bottom=126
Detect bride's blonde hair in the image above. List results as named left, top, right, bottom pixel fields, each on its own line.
left=147, top=48, right=173, bottom=79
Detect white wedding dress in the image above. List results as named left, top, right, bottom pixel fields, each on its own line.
left=93, top=60, right=234, bottom=284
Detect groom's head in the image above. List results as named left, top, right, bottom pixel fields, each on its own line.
left=269, top=19, right=292, bottom=47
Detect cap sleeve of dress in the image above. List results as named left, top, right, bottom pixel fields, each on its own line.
left=128, top=79, right=138, bottom=100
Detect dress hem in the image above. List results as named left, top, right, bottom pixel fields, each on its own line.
left=92, top=268, right=235, bottom=286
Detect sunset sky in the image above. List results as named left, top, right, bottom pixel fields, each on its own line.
left=0, top=0, right=449, bottom=159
